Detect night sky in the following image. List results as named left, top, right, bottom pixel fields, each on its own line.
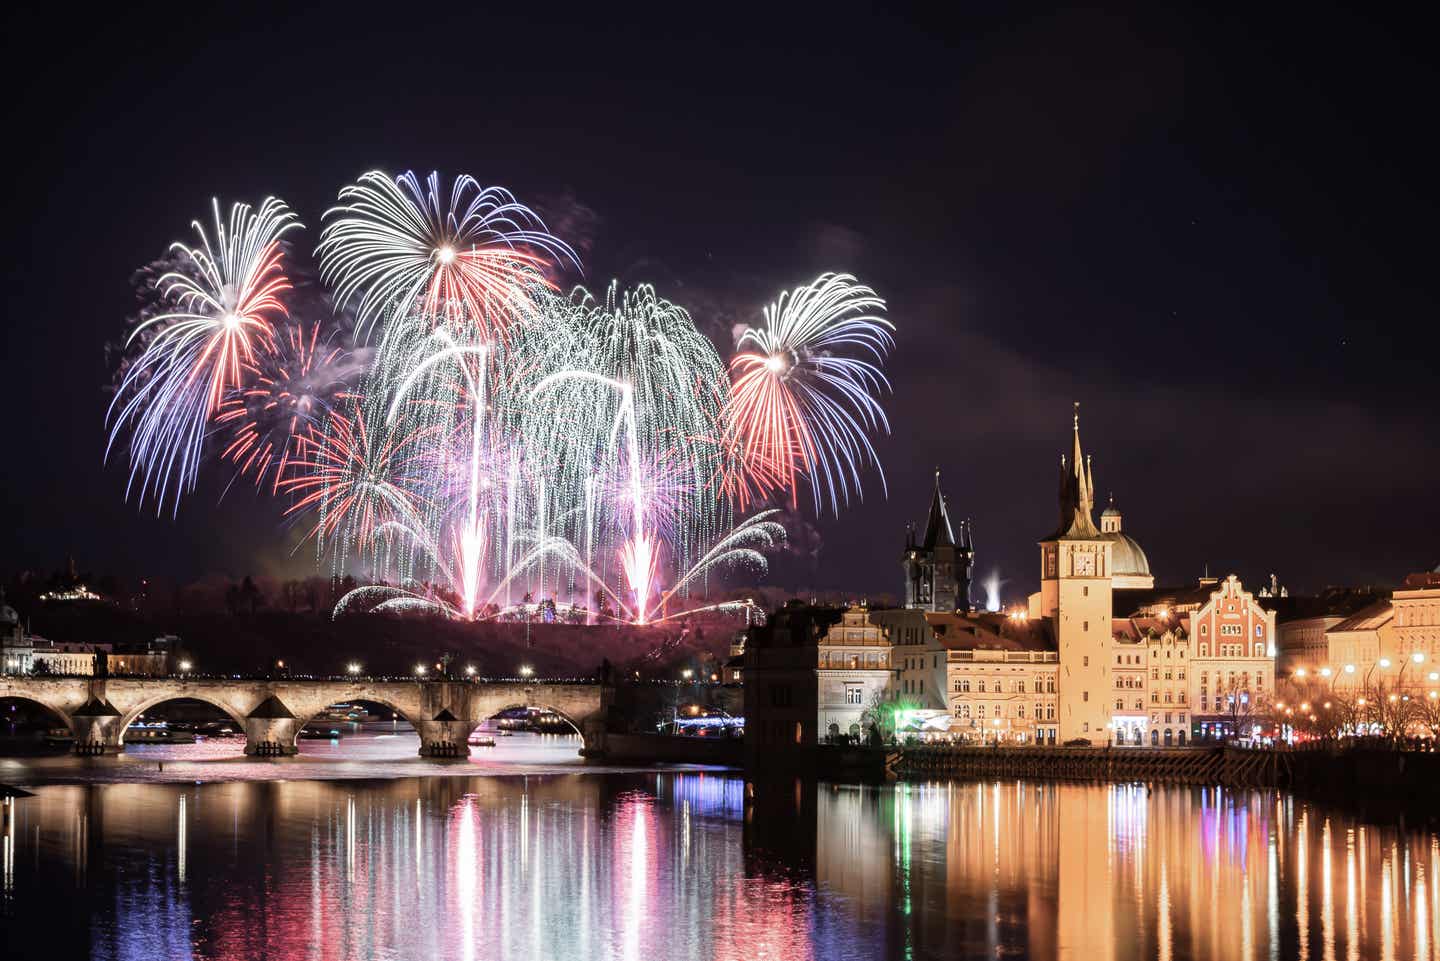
left=3, top=5, right=1436, bottom=604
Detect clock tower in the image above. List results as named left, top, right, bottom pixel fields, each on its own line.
left=1040, top=405, right=1114, bottom=743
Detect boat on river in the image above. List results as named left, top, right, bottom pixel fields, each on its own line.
left=125, top=724, right=196, bottom=745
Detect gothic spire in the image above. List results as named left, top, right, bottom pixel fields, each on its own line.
left=922, top=468, right=955, bottom=549
left=1048, top=403, right=1099, bottom=539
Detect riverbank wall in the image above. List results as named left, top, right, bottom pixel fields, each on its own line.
left=596, top=733, right=743, bottom=766
left=891, top=744, right=1440, bottom=804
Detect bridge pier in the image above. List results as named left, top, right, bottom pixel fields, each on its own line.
left=415, top=714, right=473, bottom=759
left=244, top=695, right=300, bottom=756
left=70, top=696, right=123, bottom=755
left=578, top=714, right=608, bottom=758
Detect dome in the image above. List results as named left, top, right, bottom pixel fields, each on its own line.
left=1101, top=504, right=1122, bottom=518
left=1104, top=531, right=1151, bottom=577
left=0, top=604, right=17, bottom=627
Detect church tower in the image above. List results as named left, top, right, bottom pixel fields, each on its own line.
left=1040, top=405, right=1114, bottom=743
left=902, top=470, right=973, bottom=612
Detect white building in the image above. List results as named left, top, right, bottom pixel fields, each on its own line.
left=816, top=605, right=893, bottom=740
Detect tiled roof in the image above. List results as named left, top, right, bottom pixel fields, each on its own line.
left=924, top=612, right=1056, bottom=652
left=1325, top=599, right=1394, bottom=633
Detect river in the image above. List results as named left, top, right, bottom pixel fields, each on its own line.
left=1, top=728, right=1435, bottom=960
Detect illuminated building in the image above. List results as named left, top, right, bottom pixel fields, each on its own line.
left=814, top=605, right=892, bottom=740
left=1324, top=570, right=1440, bottom=691
left=1037, top=406, right=1114, bottom=743
left=1276, top=615, right=1345, bottom=676
left=30, top=639, right=112, bottom=676
left=1110, top=619, right=1185, bottom=746
left=0, top=596, right=32, bottom=675
left=880, top=609, right=1059, bottom=744
left=1188, top=575, right=1276, bottom=739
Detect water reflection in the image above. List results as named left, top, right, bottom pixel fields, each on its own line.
left=1, top=776, right=1434, bottom=960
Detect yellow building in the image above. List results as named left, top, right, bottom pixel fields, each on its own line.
left=1112, top=618, right=1192, bottom=746
left=1324, top=571, right=1440, bottom=693
left=1038, top=406, right=1114, bottom=743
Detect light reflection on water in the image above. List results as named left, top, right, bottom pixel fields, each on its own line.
left=0, top=770, right=1435, bottom=961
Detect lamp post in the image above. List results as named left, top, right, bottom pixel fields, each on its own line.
left=1397, top=652, right=1426, bottom=689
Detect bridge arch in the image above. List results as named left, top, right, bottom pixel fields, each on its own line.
left=289, top=693, right=428, bottom=747
left=0, top=694, right=75, bottom=736
left=472, top=701, right=585, bottom=737
left=117, top=693, right=248, bottom=737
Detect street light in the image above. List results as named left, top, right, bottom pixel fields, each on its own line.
left=464, top=665, right=476, bottom=676
left=347, top=662, right=361, bottom=675
left=681, top=668, right=694, bottom=681
left=519, top=665, right=534, bottom=678
left=415, top=664, right=427, bottom=676
left=178, top=659, right=192, bottom=673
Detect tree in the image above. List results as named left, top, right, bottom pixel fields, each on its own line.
left=594, top=589, right=614, bottom=622
left=240, top=576, right=263, bottom=615
left=860, top=688, right=917, bottom=746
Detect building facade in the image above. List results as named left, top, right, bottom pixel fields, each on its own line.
left=1187, top=576, right=1276, bottom=740
left=30, top=640, right=112, bottom=676
left=815, top=606, right=892, bottom=740
left=1, top=598, right=31, bottom=674
left=1276, top=616, right=1344, bottom=677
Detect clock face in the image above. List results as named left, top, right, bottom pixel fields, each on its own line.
left=1073, top=552, right=1094, bottom=576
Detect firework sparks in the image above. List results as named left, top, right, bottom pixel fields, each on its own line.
left=726, top=272, right=894, bottom=515
left=317, top=170, right=576, bottom=343
left=281, top=403, right=431, bottom=559
left=215, top=320, right=357, bottom=493
left=106, top=197, right=301, bottom=514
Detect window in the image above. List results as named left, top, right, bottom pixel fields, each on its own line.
left=978, top=680, right=986, bottom=693
left=1083, top=586, right=1089, bottom=597
left=978, top=704, right=987, bottom=719
left=1083, top=621, right=1089, bottom=632
left=1083, top=691, right=1089, bottom=702
left=1018, top=680, right=1026, bottom=694
left=846, top=686, right=863, bottom=705
left=1018, top=705, right=1026, bottom=718
left=1084, top=656, right=1090, bottom=667
left=960, top=679, right=971, bottom=693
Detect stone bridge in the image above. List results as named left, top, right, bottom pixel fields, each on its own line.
left=0, top=677, right=612, bottom=758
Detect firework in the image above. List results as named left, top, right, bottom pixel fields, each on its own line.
left=317, top=170, right=576, bottom=344
left=281, top=403, right=432, bottom=561
left=102, top=175, right=876, bottom=628
left=106, top=197, right=300, bottom=514
left=726, top=272, right=894, bottom=515
left=215, top=320, right=358, bottom=493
